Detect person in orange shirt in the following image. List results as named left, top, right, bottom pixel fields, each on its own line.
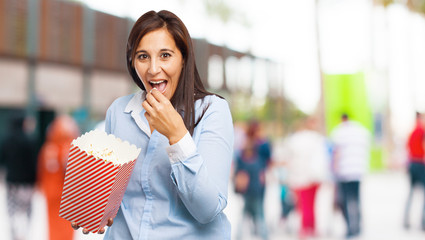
left=37, top=115, right=80, bottom=240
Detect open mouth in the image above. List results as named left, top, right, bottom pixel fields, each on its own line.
left=149, top=80, right=167, bottom=93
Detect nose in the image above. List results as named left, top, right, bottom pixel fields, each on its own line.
left=148, top=58, right=161, bottom=75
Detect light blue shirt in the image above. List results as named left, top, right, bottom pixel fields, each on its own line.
left=104, top=91, right=234, bottom=240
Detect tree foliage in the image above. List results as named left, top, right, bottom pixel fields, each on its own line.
left=407, top=0, right=425, bottom=13
left=375, top=0, right=425, bottom=14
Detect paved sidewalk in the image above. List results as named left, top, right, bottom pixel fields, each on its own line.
left=0, top=170, right=424, bottom=240
left=226, top=170, right=425, bottom=240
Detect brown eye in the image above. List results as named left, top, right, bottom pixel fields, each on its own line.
left=137, top=54, right=149, bottom=60
left=160, top=52, right=171, bottom=58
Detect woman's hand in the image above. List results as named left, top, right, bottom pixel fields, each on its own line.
left=71, top=218, right=113, bottom=234
left=142, top=88, right=188, bottom=145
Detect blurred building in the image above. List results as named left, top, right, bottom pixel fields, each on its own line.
left=0, top=0, right=280, bottom=148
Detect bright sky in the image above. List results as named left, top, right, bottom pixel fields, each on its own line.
left=79, top=0, right=322, bottom=113
left=79, top=0, right=425, bottom=139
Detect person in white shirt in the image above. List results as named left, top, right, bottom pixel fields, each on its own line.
left=278, top=117, right=330, bottom=238
left=330, top=113, right=371, bottom=239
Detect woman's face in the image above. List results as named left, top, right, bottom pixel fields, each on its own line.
left=134, top=28, right=183, bottom=100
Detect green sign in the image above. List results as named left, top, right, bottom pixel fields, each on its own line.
left=324, top=72, right=383, bottom=171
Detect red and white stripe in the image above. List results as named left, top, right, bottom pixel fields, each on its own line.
left=59, top=145, right=137, bottom=233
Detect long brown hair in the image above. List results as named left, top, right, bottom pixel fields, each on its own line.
left=126, top=10, right=218, bottom=135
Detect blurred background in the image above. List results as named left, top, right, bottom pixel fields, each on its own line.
left=0, top=0, right=425, bottom=239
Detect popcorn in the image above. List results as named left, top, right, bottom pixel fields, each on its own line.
left=59, top=130, right=141, bottom=233
left=85, top=144, right=119, bottom=163
left=71, top=129, right=140, bottom=165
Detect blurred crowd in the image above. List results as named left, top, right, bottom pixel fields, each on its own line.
left=0, top=111, right=424, bottom=240
left=231, top=112, right=425, bottom=240
left=0, top=114, right=80, bottom=240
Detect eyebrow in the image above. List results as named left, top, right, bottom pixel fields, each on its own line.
left=135, top=48, right=175, bottom=54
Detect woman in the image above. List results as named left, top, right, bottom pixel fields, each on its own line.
left=73, top=10, right=234, bottom=239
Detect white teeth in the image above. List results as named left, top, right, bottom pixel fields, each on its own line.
left=149, top=80, right=165, bottom=84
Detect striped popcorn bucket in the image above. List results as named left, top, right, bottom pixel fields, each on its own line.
left=59, top=130, right=140, bottom=233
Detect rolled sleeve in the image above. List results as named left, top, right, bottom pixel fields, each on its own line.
left=166, top=132, right=197, bottom=164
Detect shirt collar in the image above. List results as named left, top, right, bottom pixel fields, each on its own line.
left=124, top=90, right=151, bottom=137
left=124, top=90, right=146, bottom=114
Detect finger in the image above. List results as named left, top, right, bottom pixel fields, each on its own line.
left=98, top=228, right=105, bottom=234
left=142, top=100, right=153, bottom=112
left=144, top=111, right=150, bottom=118
left=82, top=228, right=90, bottom=234
left=144, top=112, right=153, bottom=128
left=145, top=90, right=160, bottom=108
left=150, top=88, right=168, bottom=103
left=107, top=218, right=114, bottom=226
left=71, top=222, right=80, bottom=230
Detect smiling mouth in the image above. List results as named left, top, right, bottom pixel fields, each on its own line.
left=149, top=80, right=167, bottom=93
